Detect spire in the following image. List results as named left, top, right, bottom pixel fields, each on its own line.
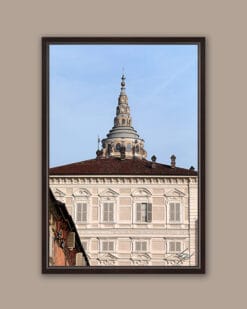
left=100, top=74, right=147, bottom=160
left=114, top=74, right=131, bottom=128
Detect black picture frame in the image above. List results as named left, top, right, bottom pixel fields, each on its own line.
left=42, top=37, right=205, bottom=274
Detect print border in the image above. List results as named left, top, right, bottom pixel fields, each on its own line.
left=42, top=37, right=205, bottom=274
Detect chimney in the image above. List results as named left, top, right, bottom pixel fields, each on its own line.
left=151, top=155, right=157, bottom=168
left=170, top=154, right=176, bottom=168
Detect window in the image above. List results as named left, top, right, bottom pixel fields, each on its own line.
left=136, top=203, right=152, bottom=222
left=135, top=241, right=147, bottom=252
left=76, top=252, right=83, bottom=266
left=168, top=241, right=182, bottom=253
left=103, top=202, right=114, bottom=222
left=102, top=240, right=114, bottom=252
left=115, top=143, right=121, bottom=151
left=76, top=203, right=87, bottom=222
left=169, top=202, right=181, bottom=223
left=126, top=143, right=132, bottom=152
left=66, top=232, right=75, bottom=249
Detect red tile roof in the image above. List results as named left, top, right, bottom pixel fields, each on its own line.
left=49, top=157, right=197, bottom=176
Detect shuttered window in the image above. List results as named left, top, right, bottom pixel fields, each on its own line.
left=76, top=203, right=87, bottom=222
left=136, top=203, right=152, bottom=223
left=169, top=241, right=182, bottom=253
left=66, top=232, right=75, bottom=249
left=103, top=203, right=114, bottom=222
left=102, top=241, right=114, bottom=251
left=76, top=252, right=83, bottom=266
left=135, top=241, right=147, bottom=252
left=169, top=203, right=181, bottom=223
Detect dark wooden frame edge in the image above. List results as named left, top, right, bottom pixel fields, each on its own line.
left=42, top=36, right=206, bottom=274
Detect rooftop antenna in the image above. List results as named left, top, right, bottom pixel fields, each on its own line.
left=97, top=135, right=100, bottom=150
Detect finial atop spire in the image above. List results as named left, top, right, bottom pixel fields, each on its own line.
left=120, top=74, right=126, bottom=95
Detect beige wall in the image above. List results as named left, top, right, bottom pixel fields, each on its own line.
left=1, top=0, right=247, bottom=308
left=118, top=239, right=131, bottom=252
left=50, top=179, right=196, bottom=266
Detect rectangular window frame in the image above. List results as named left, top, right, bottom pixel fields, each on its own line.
left=135, top=203, right=152, bottom=223
left=102, top=202, right=114, bottom=223
left=101, top=240, right=115, bottom=252
left=134, top=240, right=148, bottom=252
left=168, top=202, right=182, bottom=224
left=168, top=241, right=183, bottom=253
left=76, top=202, right=87, bottom=223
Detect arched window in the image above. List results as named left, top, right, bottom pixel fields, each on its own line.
left=115, top=143, right=121, bottom=151
left=126, top=143, right=132, bottom=152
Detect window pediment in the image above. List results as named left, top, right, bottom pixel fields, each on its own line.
left=98, top=188, right=119, bottom=197
left=53, top=188, right=66, bottom=197
left=165, top=188, right=185, bottom=198
left=73, top=188, right=91, bottom=197
left=131, top=188, right=152, bottom=197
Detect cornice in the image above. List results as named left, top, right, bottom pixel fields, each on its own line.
left=76, top=228, right=189, bottom=236
left=49, top=176, right=197, bottom=185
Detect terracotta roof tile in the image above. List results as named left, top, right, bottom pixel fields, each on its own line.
left=49, top=157, right=197, bottom=176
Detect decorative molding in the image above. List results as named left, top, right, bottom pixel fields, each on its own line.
left=98, top=188, right=119, bottom=197
left=49, top=176, right=196, bottom=186
left=163, top=251, right=193, bottom=265
left=77, top=228, right=189, bottom=236
left=130, top=253, right=151, bottom=265
left=165, top=188, right=186, bottom=198
left=53, top=188, right=66, bottom=197
left=73, top=188, right=91, bottom=197
left=98, top=252, right=117, bottom=260
left=97, top=253, right=118, bottom=265
left=131, top=253, right=151, bottom=260
left=131, top=187, right=152, bottom=197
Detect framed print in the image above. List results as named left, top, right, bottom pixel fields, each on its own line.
left=42, top=37, right=205, bottom=274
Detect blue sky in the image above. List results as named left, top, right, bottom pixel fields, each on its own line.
left=49, top=44, right=198, bottom=169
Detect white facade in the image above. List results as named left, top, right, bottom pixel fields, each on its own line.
left=50, top=174, right=198, bottom=266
